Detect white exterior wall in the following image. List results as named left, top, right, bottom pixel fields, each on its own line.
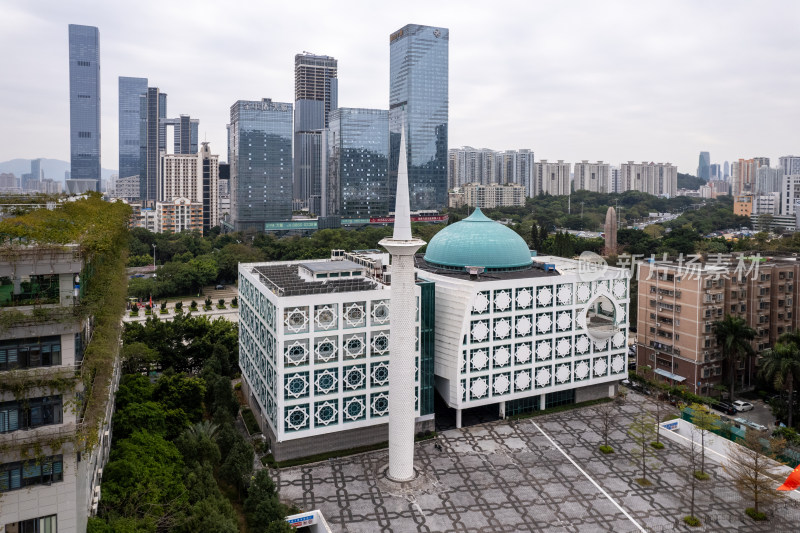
left=238, top=260, right=421, bottom=444
left=424, top=261, right=630, bottom=410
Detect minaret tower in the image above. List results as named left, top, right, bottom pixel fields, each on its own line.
left=379, top=125, right=426, bottom=482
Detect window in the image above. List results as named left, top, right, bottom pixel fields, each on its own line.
left=0, top=396, right=62, bottom=433
left=6, top=514, right=57, bottom=533
left=545, top=389, right=575, bottom=409
left=0, top=336, right=62, bottom=371
left=0, top=275, right=59, bottom=307
left=0, top=455, right=63, bottom=492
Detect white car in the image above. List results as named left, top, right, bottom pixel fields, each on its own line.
left=732, top=400, right=754, bottom=412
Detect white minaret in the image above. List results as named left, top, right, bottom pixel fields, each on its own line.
left=380, top=125, right=426, bottom=482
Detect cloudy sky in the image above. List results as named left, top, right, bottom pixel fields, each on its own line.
left=1, top=0, right=798, bottom=175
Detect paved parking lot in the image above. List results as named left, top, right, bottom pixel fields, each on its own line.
left=276, top=393, right=800, bottom=532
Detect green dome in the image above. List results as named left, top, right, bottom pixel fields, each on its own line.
left=424, top=208, right=533, bottom=271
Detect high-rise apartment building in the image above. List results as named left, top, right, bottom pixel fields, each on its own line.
left=158, top=143, right=219, bottom=233
left=619, top=162, right=677, bottom=197
left=228, top=99, right=293, bottom=231
left=779, top=156, right=800, bottom=177
left=463, top=183, right=525, bottom=208
left=574, top=161, right=611, bottom=193
left=637, top=258, right=798, bottom=396
left=697, top=151, right=710, bottom=181
left=118, top=77, right=148, bottom=181
left=732, top=158, right=769, bottom=197
left=447, top=147, right=535, bottom=194
left=294, top=53, right=338, bottom=213
left=68, top=24, right=101, bottom=189
left=389, top=24, right=449, bottom=212
left=324, top=108, right=388, bottom=218
left=534, top=160, right=571, bottom=196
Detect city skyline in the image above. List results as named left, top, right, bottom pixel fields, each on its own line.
left=2, top=1, right=800, bottom=176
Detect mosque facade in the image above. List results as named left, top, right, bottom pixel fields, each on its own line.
left=238, top=209, right=630, bottom=460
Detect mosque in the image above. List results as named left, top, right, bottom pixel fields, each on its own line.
left=237, top=207, right=630, bottom=461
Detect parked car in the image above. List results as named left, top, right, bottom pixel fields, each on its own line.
left=732, top=400, right=754, bottom=412
left=215, top=284, right=225, bottom=290
left=711, top=401, right=737, bottom=415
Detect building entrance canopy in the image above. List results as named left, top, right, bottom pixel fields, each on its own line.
left=654, top=368, right=686, bottom=382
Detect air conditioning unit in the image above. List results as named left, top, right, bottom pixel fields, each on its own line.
left=658, top=296, right=663, bottom=300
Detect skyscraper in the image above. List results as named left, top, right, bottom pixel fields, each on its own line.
left=68, top=24, right=101, bottom=189
left=697, top=151, right=710, bottom=181
left=141, top=87, right=166, bottom=202
left=118, top=77, right=148, bottom=180
left=228, top=99, right=293, bottom=231
left=389, top=24, right=449, bottom=212
left=294, top=53, right=338, bottom=213
left=324, top=108, right=389, bottom=218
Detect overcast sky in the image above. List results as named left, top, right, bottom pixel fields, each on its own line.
left=1, top=0, right=799, bottom=175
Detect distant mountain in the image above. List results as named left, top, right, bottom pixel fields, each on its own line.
left=0, top=158, right=117, bottom=182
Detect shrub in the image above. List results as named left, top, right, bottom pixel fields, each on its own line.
left=683, top=515, right=701, bottom=527
left=160, top=301, right=167, bottom=310
left=218, top=298, right=225, bottom=307
left=650, top=441, right=665, bottom=449
left=232, top=297, right=238, bottom=307
left=190, top=300, right=198, bottom=309
left=175, top=301, right=183, bottom=311
left=745, top=507, right=767, bottom=521
left=241, top=408, right=261, bottom=435
left=693, top=470, right=710, bottom=480
left=205, top=296, right=212, bottom=307
left=599, top=445, right=614, bottom=454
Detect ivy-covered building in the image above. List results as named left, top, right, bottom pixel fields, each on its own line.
left=239, top=208, right=630, bottom=461
left=0, top=197, right=129, bottom=533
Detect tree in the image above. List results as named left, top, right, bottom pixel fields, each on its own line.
left=595, top=400, right=616, bottom=453
left=690, top=403, right=718, bottom=479
left=219, top=438, right=254, bottom=499
left=244, top=470, right=292, bottom=532
left=712, top=315, right=756, bottom=402
left=682, top=425, right=703, bottom=527
left=650, top=396, right=668, bottom=448
left=725, top=429, right=787, bottom=519
left=113, top=401, right=168, bottom=440
left=761, top=333, right=800, bottom=428
left=100, top=430, right=188, bottom=527
left=153, top=372, right=206, bottom=423
left=121, top=342, right=159, bottom=374
left=628, top=403, right=658, bottom=485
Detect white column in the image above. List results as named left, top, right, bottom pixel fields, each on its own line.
left=499, top=401, right=506, bottom=420
left=456, top=408, right=462, bottom=429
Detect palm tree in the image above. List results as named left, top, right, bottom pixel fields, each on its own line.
left=761, top=334, right=800, bottom=428
left=712, top=315, right=756, bottom=402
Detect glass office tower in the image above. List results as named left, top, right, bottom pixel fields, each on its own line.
left=118, top=77, right=148, bottom=181
left=68, top=24, right=101, bottom=189
left=389, top=24, right=449, bottom=212
left=294, top=53, right=338, bottom=213
left=325, top=108, right=389, bottom=218
left=140, top=88, right=167, bottom=201
left=229, top=99, right=293, bottom=230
